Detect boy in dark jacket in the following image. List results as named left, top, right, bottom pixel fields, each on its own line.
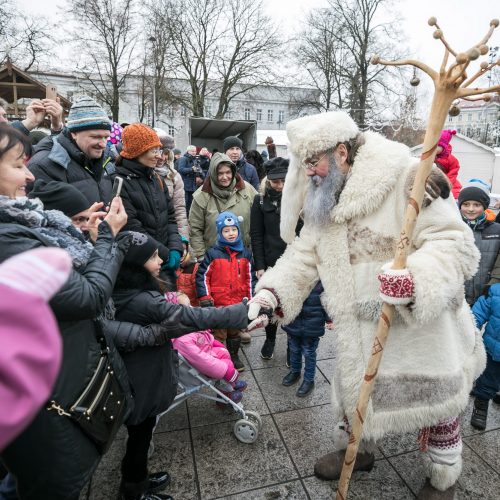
left=458, top=181, right=500, bottom=305
left=196, top=211, right=256, bottom=371
left=282, top=282, right=330, bottom=397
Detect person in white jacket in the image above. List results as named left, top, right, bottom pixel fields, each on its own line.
left=247, top=111, right=486, bottom=499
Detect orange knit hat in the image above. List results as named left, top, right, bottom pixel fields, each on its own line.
left=120, top=123, right=162, bottom=159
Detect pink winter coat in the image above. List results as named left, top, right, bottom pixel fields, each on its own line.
left=172, top=331, right=236, bottom=382
left=0, top=285, right=62, bottom=450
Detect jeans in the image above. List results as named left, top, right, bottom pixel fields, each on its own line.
left=287, top=335, right=320, bottom=382
left=473, top=353, right=500, bottom=400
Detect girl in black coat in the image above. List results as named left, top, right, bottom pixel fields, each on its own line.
left=112, top=232, right=249, bottom=500
left=250, top=158, right=302, bottom=360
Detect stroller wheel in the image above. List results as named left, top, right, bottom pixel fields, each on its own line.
left=245, top=410, right=262, bottom=429
left=234, top=418, right=259, bottom=443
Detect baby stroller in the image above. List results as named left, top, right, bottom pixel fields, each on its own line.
left=158, top=354, right=262, bottom=444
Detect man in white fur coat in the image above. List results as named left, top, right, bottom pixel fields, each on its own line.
left=247, top=111, right=486, bottom=499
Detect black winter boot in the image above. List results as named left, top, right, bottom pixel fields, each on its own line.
left=119, top=477, right=173, bottom=500
left=470, top=397, right=489, bottom=430
left=226, top=337, right=245, bottom=372
left=493, top=392, right=500, bottom=405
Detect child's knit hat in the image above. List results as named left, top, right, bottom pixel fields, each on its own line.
left=120, top=123, right=162, bottom=159
left=125, top=232, right=159, bottom=266
left=458, top=180, right=490, bottom=209
left=215, top=211, right=244, bottom=252
left=436, top=129, right=456, bottom=159
left=66, top=95, right=111, bottom=133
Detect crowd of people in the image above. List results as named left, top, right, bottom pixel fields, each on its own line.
left=0, top=95, right=499, bottom=500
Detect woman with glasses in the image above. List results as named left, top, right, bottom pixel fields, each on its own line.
left=113, top=124, right=184, bottom=289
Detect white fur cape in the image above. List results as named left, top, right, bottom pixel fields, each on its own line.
left=258, top=130, right=485, bottom=441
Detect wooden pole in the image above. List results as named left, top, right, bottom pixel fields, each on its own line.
left=336, top=17, right=500, bottom=500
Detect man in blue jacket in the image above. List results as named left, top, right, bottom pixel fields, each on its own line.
left=176, top=145, right=205, bottom=211
left=223, top=136, right=259, bottom=191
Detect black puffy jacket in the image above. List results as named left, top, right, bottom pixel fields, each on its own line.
left=27, top=129, right=113, bottom=205
left=114, top=159, right=183, bottom=262
left=0, top=222, right=130, bottom=500
left=465, top=218, right=500, bottom=304
left=250, top=185, right=303, bottom=271
left=113, top=267, right=249, bottom=424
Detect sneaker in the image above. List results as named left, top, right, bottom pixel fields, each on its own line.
left=216, top=390, right=243, bottom=407
left=260, top=340, right=275, bottom=360
left=233, top=380, right=248, bottom=391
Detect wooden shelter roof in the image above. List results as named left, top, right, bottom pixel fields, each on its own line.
left=0, top=60, right=71, bottom=118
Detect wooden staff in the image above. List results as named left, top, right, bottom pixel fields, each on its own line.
left=336, top=17, right=500, bottom=500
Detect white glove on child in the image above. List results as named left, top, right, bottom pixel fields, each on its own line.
left=247, top=289, right=278, bottom=320
left=377, top=262, right=414, bottom=305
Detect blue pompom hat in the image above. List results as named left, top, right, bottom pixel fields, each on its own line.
left=215, top=211, right=244, bottom=252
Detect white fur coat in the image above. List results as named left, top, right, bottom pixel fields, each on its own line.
left=257, top=131, right=486, bottom=441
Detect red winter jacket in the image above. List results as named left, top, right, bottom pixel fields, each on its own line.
left=196, top=245, right=256, bottom=306
left=435, top=145, right=462, bottom=199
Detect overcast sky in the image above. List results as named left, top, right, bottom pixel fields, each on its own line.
left=15, top=0, right=499, bottom=104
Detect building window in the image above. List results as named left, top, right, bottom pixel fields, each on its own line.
left=267, top=109, right=273, bottom=122
left=180, top=106, right=186, bottom=117
left=166, top=106, right=174, bottom=117
left=467, top=113, right=472, bottom=122
left=205, top=104, right=212, bottom=117
left=168, top=125, right=175, bottom=137
left=226, top=108, right=233, bottom=119
left=244, top=108, right=250, bottom=120
left=278, top=110, right=284, bottom=123
left=256, top=109, right=262, bottom=121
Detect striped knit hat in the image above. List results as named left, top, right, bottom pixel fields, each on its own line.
left=66, top=96, right=111, bottom=133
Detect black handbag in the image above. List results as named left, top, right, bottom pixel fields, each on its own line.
left=47, top=323, right=131, bottom=454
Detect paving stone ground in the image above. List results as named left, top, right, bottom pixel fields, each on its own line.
left=82, top=328, right=500, bottom=499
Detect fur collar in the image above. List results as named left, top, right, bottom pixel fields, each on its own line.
left=331, top=131, right=410, bottom=223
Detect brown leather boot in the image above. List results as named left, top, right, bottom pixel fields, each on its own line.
left=416, top=478, right=456, bottom=499
left=313, top=449, right=375, bottom=480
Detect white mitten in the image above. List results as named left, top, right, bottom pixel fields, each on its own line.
left=377, top=262, right=414, bottom=305
left=247, top=289, right=278, bottom=320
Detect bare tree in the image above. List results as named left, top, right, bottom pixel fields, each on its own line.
left=295, top=0, right=406, bottom=126
left=212, top=0, right=282, bottom=119
left=145, top=0, right=282, bottom=119
left=68, top=0, right=138, bottom=121
left=0, top=0, right=55, bottom=71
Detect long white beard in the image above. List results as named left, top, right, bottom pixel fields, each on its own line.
left=303, top=157, right=347, bottom=227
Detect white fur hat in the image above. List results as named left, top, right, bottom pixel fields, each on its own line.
left=287, top=111, right=359, bottom=164
left=280, top=111, right=359, bottom=243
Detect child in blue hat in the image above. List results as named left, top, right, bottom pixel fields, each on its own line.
left=196, top=211, right=256, bottom=371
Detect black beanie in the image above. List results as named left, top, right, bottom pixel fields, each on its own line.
left=125, top=232, right=159, bottom=266
left=458, top=184, right=490, bottom=210
left=29, top=180, right=90, bottom=217
left=223, top=136, right=243, bottom=152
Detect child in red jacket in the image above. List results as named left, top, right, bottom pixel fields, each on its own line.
left=196, top=211, right=256, bottom=371
left=435, top=129, right=462, bottom=199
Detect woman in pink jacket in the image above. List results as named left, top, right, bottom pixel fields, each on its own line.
left=166, top=291, right=247, bottom=402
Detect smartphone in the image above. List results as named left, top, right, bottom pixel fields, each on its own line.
left=112, top=177, right=123, bottom=198
left=46, top=85, right=57, bottom=100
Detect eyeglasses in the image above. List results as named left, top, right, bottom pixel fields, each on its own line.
left=149, top=149, right=162, bottom=155
left=305, top=153, right=327, bottom=171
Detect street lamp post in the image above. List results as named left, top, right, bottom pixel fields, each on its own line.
left=148, top=36, right=157, bottom=128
